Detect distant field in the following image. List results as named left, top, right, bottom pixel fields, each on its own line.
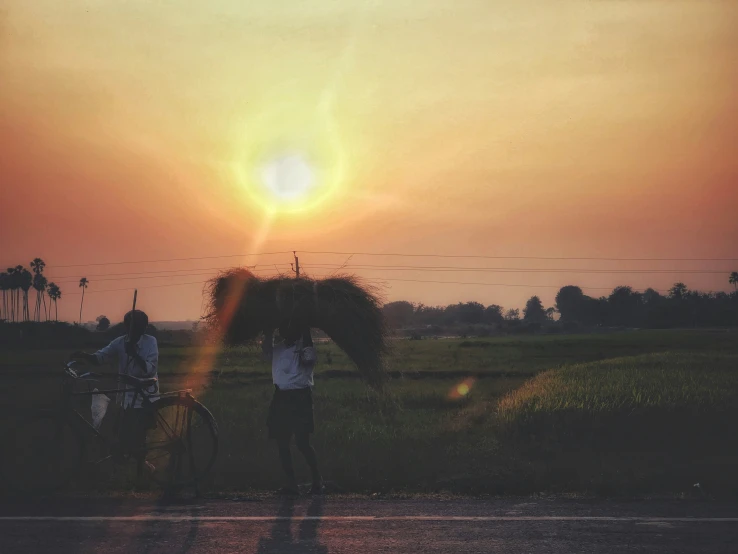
left=1, top=329, right=738, bottom=496
left=4, top=328, right=737, bottom=377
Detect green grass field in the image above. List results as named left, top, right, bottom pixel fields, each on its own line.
left=2, top=329, right=738, bottom=496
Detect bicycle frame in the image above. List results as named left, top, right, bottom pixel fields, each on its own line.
left=60, top=362, right=194, bottom=461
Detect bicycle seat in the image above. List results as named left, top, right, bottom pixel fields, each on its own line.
left=118, top=374, right=158, bottom=388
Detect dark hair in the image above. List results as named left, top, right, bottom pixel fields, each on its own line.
left=124, top=310, right=148, bottom=333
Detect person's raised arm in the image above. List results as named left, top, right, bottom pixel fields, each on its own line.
left=300, top=328, right=316, bottom=366
left=71, top=337, right=119, bottom=366
left=126, top=337, right=158, bottom=377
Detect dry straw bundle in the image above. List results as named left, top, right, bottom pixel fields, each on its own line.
left=205, top=269, right=389, bottom=387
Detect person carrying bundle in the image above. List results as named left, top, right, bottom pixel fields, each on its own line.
left=206, top=269, right=390, bottom=493
left=262, top=319, right=323, bottom=495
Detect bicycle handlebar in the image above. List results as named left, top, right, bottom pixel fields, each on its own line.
left=64, top=363, right=154, bottom=385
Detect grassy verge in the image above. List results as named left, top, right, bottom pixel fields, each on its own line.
left=497, top=352, right=738, bottom=495
left=2, top=331, right=738, bottom=496
left=499, top=352, right=738, bottom=427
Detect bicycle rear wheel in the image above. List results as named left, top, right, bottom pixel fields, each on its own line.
left=143, top=395, right=218, bottom=490
left=1, top=411, right=85, bottom=493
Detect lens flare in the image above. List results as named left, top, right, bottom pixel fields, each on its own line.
left=449, top=377, right=477, bottom=400
left=180, top=213, right=275, bottom=395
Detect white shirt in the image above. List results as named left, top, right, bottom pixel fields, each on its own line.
left=269, top=336, right=317, bottom=390
left=95, top=334, right=159, bottom=408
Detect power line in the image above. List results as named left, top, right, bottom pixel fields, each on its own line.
left=51, top=251, right=294, bottom=269
left=305, top=264, right=731, bottom=274
left=63, top=280, right=210, bottom=296
left=61, top=276, right=617, bottom=296
left=16, top=249, right=738, bottom=270
left=301, top=250, right=738, bottom=262
left=47, top=267, right=293, bottom=285
left=46, top=264, right=294, bottom=280
left=43, top=264, right=733, bottom=288
left=45, top=261, right=733, bottom=282
left=329, top=276, right=663, bottom=292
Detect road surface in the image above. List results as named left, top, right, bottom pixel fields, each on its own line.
left=1, top=496, right=737, bottom=553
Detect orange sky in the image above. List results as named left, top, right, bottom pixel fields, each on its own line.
left=1, top=0, right=737, bottom=323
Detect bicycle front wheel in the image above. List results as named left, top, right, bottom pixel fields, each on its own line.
left=1, top=411, right=85, bottom=493
left=143, top=395, right=218, bottom=490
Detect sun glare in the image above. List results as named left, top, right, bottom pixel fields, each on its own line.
left=230, top=108, right=346, bottom=216
left=260, top=153, right=315, bottom=202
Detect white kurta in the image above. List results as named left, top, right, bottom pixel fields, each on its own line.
left=269, top=336, right=317, bottom=390
left=95, top=334, right=159, bottom=408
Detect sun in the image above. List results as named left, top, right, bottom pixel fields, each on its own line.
left=260, top=153, right=315, bottom=202
left=230, top=107, right=346, bottom=216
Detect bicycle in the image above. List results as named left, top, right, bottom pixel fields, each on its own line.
left=1, top=360, right=218, bottom=493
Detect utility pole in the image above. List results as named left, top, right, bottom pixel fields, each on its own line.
left=292, top=251, right=300, bottom=278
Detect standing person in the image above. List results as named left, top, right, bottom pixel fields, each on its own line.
left=71, top=310, right=159, bottom=463
left=263, top=320, right=323, bottom=495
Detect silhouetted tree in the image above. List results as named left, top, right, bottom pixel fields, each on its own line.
left=32, top=273, right=48, bottom=322
left=382, top=301, right=415, bottom=328
left=47, top=282, right=61, bottom=321
left=78, top=277, right=89, bottom=324
left=523, top=296, right=547, bottom=324
left=96, top=315, right=110, bottom=331
left=730, top=272, right=738, bottom=291
left=555, top=285, right=586, bottom=323
left=0, top=271, right=9, bottom=321
left=413, top=304, right=446, bottom=326
left=19, top=268, right=32, bottom=321
left=483, top=304, right=504, bottom=325
left=30, top=258, right=46, bottom=321
left=504, top=308, right=520, bottom=321
left=607, top=286, right=642, bottom=327
left=456, top=302, right=485, bottom=324
left=669, top=282, right=688, bottom=300
left=7, top=267, right=20, bottom=321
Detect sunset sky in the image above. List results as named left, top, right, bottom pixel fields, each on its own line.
left=1, top=0, right=737, bottom=323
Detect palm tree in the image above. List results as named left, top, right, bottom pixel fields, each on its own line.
left=730, top=272, right=738, bottom=291
left=30, top=258, right=46, bottom=322
left=32, top=274, right=48, bottom=321
left=7, top=266, right=20, bottom=322
left=79, top=277, right=89, bottom=324
left=0, top=271, right=8, bottom=321
left=47, top=283, right=61, bottom=321
left=30, top=258, right=45, bottom=275
left=19, top=268, right=33, bottom=321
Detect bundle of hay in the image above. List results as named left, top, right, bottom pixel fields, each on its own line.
left=205, top=269, right=389, bottom=387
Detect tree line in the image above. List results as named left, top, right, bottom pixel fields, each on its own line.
left=3, top=258, right=736, bottom=332
left=383, top=274, right=738, bottom=331
left=0, top=259, right=90, bottom=323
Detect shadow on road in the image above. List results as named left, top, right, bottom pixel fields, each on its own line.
left=178, top=504, right=200, bottom=554
left=134, top=497, right=201, bottom=554
left=256, top=496, right=327, bottom=554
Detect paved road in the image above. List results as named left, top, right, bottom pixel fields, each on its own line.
left=1, top=497, right=737, bottom=553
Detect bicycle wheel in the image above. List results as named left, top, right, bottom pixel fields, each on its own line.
left=1, top=411, right=85, bottom=493
left=143, top=395, right=218, bottom=489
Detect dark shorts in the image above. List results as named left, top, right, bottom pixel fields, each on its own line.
left=118, top=408, right=155, bottom=454
left=267, top=386, right=314, bottom=440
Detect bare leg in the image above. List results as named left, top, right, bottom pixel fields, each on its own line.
left=277, top=438, right=298, bottom=491
left=295, top=432, right=322, bottom=489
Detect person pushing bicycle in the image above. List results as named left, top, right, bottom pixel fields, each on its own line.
left=71, top=309, right=159, bottom=457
